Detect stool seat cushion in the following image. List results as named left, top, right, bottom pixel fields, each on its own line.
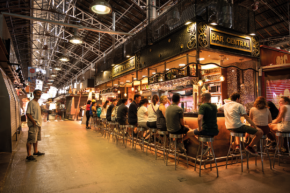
left=198, top=136, right=214, bottom=142
left=158, top=131, right=168, bottom=135
left=169, top=134, right=183, bottom=138
left=230, top=132, right=246, bottom=137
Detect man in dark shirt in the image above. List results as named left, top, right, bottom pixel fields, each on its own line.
left=166, top=93, right=194, bottom=152
left=194, top=93, right=219, bottom=155
left=194, top=93, right=219, bottom=136
left=117, top=98, right=128, bottom=125
left=128, top=94, right=141, bottom=125
left=106, top=99, right=117, bottom=121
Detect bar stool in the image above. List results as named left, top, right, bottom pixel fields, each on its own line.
left=273, top=132, right=290, bottom=168
left=135, top=127, right=146, bottom=151
left=158, top=130, right=169, bottom=163
left=108, top=122, right=116, bottom=141
left=119, top=125, right=127, bottom=148
left=113, top=122, right=119, bottom=143
left=101, top=119, right=107, bottom=137
left=253, top=135, right=272, bottom=172
left=226, top=132, right=249, bottom=172
left=146, top=128, right=158, bottom=159
left=166, top=134, right=188, bottom=170
left=128, top=125, right=136, bottom=149
left=194, top=135, right=218, bottom=177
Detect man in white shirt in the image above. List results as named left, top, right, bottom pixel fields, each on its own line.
left=219, top=93, right=263, bottom=156
left=26, top=89, right=45, bottom=161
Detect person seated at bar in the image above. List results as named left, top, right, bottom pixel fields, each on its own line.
left=269, top=97, right=290, bottom=152
left=127, top=98, right=133, bottom=108
left=97, top=104, right=102, bottom=118
left=111, top=99, right=121, bottom=122
left=100, top=100, right=109, bottom=120
left=166, top=93, right=195, bottom=152
left=137, top=99, right=150, bottom=139
left=193, top=93, right=219, bottom=154
left=194, top=93, right=219, bottom=136
left=219, top=93, right=263, bottom=156
left=267, top=101, right=279, bottom=120
left=157, top=95, right=170, bottom=131
left=249, top=96, right=276, bottom=148
left=91, top=102, right=97, bottom=125
left=117, top=98, right=128, bottom=125
left=128, top=94, right=141, bottom=136
left=107, top=99, right=117, bottom=122
left=147, top=95, right=159, bottom=129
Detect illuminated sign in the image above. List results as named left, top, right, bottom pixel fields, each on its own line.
left=112, top=57, right=135, bottom=77
left=210, top=29, right=252, bottom=52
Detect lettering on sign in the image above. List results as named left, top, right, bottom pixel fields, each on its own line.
left=276, top=55, right=288, bottom=65
left=210, top=29, right=252, bottom=52
left=112, top=57, right=135, bottom=77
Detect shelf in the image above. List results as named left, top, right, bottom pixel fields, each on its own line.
left=204, top=80, right=222, bottom=83
left=202, top=72, right=221, bottom=76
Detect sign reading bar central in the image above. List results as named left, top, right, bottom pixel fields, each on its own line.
left=210, top=29, right=252, bottom=52
left=112, top=57, right=135, bottom=77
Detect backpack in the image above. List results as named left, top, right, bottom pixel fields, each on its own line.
left=97, top=107, right=102, bottom=118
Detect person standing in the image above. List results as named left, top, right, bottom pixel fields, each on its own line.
left=55, top=100, right=62, bottom=121
left=219, top=93, right=263, bottom=156
left=86, top=100, right=91, bottom=129
left=26, top=89, right=45, bottom=161
left=107, top=99, right=117, bottom=121
left=46, top=101, right=50, bottom=122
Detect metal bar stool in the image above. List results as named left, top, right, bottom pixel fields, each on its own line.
left=158, top=130, right=169, bottom=163
left=226, top=132, right=248, bottom=172
left=253, top=135, right=272, bottom=172
left=166, top=134, right=189, bottom=170
left=273, top=132, right=290, bottom=168
left=119, top=125, right=127, bottom=148
left=128, top=125, right=135, bottom=149
left=135, top=127, right=146, bottom=151
left=113, top=122, right=119, bottom=143
left=101, top=119, right=107, bottom=137
left=146, top=128, right=158, bottom=159
left=194, top=135, right=218, bottom=177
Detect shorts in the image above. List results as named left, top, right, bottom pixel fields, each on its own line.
left=27, top=126, right=41, bottom=143
left=229, top=125, right=258, bottom=135
left=147, top=121, right=157, bottom=128
left=277, top=122, right=290, bottom=132
left=193, top=129, right=219, bottom=137
left=138, top=122, right=149, bottom=130
left=170, top=125, right=189, bottom=135
left=57, top=111, right=62, bottom=116
left=256, top=125, right=270, bottom=135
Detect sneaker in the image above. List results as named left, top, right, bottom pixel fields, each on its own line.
left=87, top=127, right=91, bottom=129
left=245, top=146, right=259, bottom=156
left=26, top=156, right=37, bottom=161
left=55, top=120, right=58, bottom=122
left=33, top=151, right=45, bottom=156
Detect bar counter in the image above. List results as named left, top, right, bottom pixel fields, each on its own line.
left=184, top=112, right=230, bottom=157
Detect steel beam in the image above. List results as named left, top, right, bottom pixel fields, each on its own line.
left=2, top=12, right=134, bottom=36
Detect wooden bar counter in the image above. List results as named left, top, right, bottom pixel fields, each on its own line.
left=184, top=113, right=230, bottom=157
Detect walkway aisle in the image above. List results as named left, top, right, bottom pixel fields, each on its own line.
left=2, top=121, right=290, bottom=193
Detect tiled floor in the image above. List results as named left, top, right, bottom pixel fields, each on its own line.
left=1, top=121, right=290, bottom=193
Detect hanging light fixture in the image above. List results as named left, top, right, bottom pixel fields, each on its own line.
left=48, top=78, right=54, bottom=81
left=198, top=80, right=203, bottom=86
left=69, top=29, right=83, bottom=44
left=47, top=82, right=53, bottom=85
left=50, top=73, right=57, bottom=77
left=54, top=62, right=62, bottom=71
left=209, top=14, right=218, bottom=26
left=124, top=93, right=127, bottom=97
left=118, top=90, right=120, bottom=94
left=59, top=56, right=69, bottom=62
left=90, top=0, right=112, bottom=14
left=131, top=87, right=134, bottom=91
